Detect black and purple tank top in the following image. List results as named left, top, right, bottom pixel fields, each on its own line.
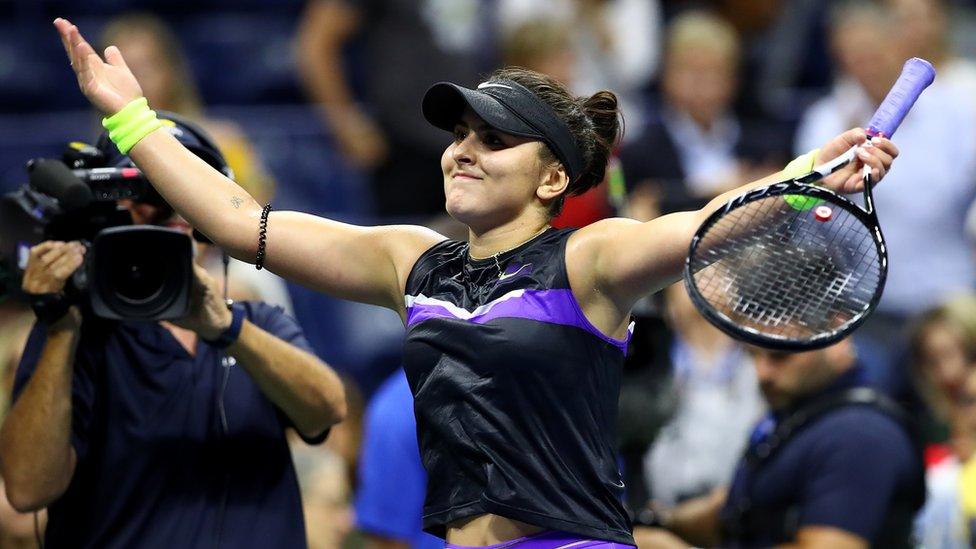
left=402, top=227, right=635, bottom=544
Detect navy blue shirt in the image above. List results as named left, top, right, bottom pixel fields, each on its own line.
left=354, top=369, right=442, bottom=549
left=721, top=367, right=923, bottom=547
left=12, top=302, right=323, bottom=549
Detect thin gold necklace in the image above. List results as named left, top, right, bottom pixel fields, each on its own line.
left=470, top=225, right=550, bottom=274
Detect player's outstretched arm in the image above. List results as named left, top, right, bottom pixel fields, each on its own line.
left=570, top=129, right=897, bottom=312
left=53, top=18, right=443, bottom=312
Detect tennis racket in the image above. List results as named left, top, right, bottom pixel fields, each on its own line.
left=684, top=57, right=935, bottom=351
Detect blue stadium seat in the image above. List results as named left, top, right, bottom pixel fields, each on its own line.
left=180, top=13, right=306, bottom=105
left=0, top=111, right=98, bottom=192
left=0, top=21, right=94, bottom=113
left=211, top=104, right=371, bottom=217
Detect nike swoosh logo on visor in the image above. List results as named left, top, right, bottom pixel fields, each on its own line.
left=477, top=83, right=514, bottom=91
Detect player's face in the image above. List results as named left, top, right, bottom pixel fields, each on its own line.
left=441, top=109, right=552, bottom=230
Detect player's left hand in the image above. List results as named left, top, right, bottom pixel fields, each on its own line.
left=818, top=128, right=899, bottom=194
left=172, top=263, right=233, bottom=341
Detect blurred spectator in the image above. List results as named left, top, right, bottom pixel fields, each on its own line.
left=967, top=191, right=976, bottom=252
left=915, top=368, right=976, bottom=548
left=888, top=0, right=976, bottom=100
left=297, top=0, right=489, bottom=220
left=499, top=0, right=662, bottom=134
left=100, top=13, right=293, bottom=313
left=958, top=371, right=976, bottom=546
left=794, top=1, right=976, bottom=394
left=501, top=18, right=576, bottom=88
left=907, top=294, right=976, bottom=446
left=499, top=16, right=619, bottom=228
left=911, top=3, right=976, bottom=253
left=291, top=445, right=354, bottom=549
left=642, top=284, right=764, bottom=507
left=619, top=10, right=787, bottom=222
left=746, top=0, right=835, bottom=122
left=354, top=369, right=441, bottom=549
left=635, top=338, right=925, bottom=548
left=291, top=376, right=365, bottom=549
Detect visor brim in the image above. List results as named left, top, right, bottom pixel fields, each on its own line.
left=422, top=82, right=542, bottom=139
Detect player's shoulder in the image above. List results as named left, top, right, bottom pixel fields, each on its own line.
left=570, top=217, right=641, bottom=248
left=373, top=224, right=449, bottom=258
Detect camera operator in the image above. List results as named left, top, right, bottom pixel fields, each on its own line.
left=0, top=130, right=347, bottom=548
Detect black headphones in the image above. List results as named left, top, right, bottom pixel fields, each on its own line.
left=89, top=110, right=234, bottom=243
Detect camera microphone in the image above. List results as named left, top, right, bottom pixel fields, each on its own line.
left=28, top=159, right=93, bottom=211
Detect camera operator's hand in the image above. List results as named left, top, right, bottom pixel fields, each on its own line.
left=22, top=241, right=85, bottom=295
left=54, top=18, right=143, bottom=115
left=172, top=264, right=233, bottom=341
left=22, top=241, right=85, bottom=330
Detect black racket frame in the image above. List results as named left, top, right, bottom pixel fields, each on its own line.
left=683, top=172, right=887, bottom=351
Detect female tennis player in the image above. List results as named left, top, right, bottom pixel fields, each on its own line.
left=54, top=18, right=896, bottom=547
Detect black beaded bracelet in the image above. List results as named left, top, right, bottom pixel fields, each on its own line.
left=256, top=203, right=272, bottom=270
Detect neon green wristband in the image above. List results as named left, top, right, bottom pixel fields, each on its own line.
left=782, top=149, right=821, bottom=211
left=102, top=97, right=164, bottom=155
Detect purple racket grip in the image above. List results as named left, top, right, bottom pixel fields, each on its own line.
left=865, top=58, right=936, bottom=138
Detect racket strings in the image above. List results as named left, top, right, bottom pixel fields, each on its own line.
left=690, top=196, right=882, bottom=340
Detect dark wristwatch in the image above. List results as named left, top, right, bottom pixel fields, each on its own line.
left=29, top=293, right=73, bottom=326
left=203, top=302, right=246, bottom=348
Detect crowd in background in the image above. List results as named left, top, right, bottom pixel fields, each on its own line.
left=3, top=0, right=976, bottom=546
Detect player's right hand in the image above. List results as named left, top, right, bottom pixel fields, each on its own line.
left=54, top=17, right=143, bottom=115
left=818, top=128, right=898, bottom=194
left=22, top=241, right=86, bottom=296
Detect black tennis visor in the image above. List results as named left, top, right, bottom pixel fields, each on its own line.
left=422, top=79, right=585, bottom=184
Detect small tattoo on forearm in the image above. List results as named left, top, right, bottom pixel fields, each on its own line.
left=230, top=196, right=243, bottom=209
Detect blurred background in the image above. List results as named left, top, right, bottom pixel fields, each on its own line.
left=3, top=0, right=976, bottom=547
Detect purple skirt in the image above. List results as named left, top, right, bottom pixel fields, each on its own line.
left=445, top=531, right=636, bottom=549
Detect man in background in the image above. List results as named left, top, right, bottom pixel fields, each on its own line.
left=635, top=337, right=925, bottom=548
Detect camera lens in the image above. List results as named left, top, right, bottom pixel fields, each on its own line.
left=109, top=251, right=170, bottom=304
left=90, top=226, right=192, bottom=321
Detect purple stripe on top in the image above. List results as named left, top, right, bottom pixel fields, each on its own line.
left=445, top=530, right=635, bottom=549
left=406, top=289, right=630, bottom=354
